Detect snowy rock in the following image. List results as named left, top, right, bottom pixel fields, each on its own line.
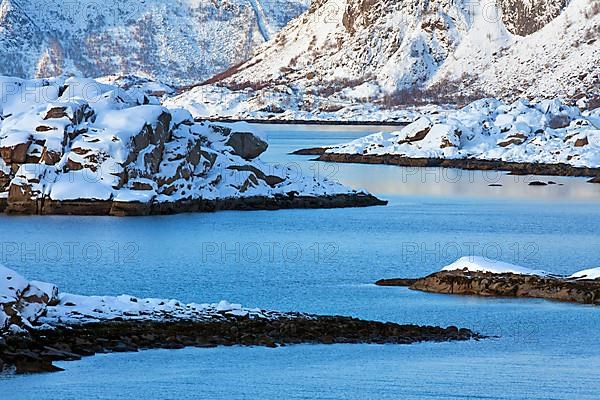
left=441, top=256, right=549, bottom=276
left=377, top=258, right=600, bottom=305
left=0, top=264, right=296, bottom=335
left=0, top=265, right=58, bottom=332
left=0, top=76, right=369, bottom=215
left=569, top=268, right=600, bottom=280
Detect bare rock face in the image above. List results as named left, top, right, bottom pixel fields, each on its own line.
left=497, top=0, right=569, bottom=36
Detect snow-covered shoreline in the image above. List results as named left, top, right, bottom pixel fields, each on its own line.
left=323, top=99, right=600, bottom=167
left=0, top=265, right=479, bottom=374
left=291, top=98, right=600, bottom=180
left=0, top=76, right=384, bottom=216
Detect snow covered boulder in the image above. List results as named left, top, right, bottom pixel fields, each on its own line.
left=569, top=268, right=600, bottom=280
left=441, top=256, right=550, bottom=276
left=0, top=265, right=58, bottom=334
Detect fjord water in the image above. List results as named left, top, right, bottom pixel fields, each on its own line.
left=2, top=125, right=600, bottom=400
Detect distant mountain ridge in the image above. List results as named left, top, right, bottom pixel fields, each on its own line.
left=0, top=0, right=309, bottom=85
left=215, top=0, right=598, bottom=104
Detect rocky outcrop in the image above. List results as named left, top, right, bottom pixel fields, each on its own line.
left=0, top=77, right=385, bottom=216
left=498, top=0, right=569, bottom=36
left=376, top=270, right=600, bottom=305
left=0, top=266, right=480, bottom=374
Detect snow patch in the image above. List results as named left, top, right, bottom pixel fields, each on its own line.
left=442, top=256, right=550, bottom=276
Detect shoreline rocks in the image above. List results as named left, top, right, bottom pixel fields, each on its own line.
left=376, top=270, right=600, bottom=305
left=0, top=265, right=479, bottom=374
left=0, top=193, right=386, bottom=216
left=291, top=98, right=600, bottom=182
left=0, top=316, right=480, bottom=374
left=294, top=150, right=600, bottom=180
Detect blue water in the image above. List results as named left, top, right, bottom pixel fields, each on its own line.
left=2, top=125, right=600, bottom=400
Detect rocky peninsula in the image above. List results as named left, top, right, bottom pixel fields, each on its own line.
left=0, top=77, right=385, bottom=216
left=294, top=98, right=600, bottom=181
left=0, top=265, right=480, bottom=374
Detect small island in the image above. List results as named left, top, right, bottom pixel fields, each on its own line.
left=376, top=257, right=600, bottom=305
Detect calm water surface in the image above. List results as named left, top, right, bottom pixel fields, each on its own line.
left=2, top=124, right=600, bottom=400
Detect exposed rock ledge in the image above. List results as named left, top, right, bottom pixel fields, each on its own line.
left=1, top=316, right=479, bottom=374
left=0, top=265, right=479, bottom=374
left=0, top=193, right=386, bottom=216
left=376, top=257, right=600, bottom=305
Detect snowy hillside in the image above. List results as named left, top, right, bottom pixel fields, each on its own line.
left=213, top=0, right=599, bottom=106
left=0, top=0, right=309, bottom=86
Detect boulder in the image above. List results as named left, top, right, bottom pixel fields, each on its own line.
left=228, top=165, right=285, bottom=187
left=0, top=141, right=31, bottom=164
left=575, top=136, right=589, bottom=147
left=225, top=132, right=268, bottom=160
left=498, top=133, right=528, bottom=147
left=547, top=114, right=571, bottom=129
left=6, top=182, right=39, bottom=214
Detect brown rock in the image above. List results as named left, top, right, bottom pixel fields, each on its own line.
left=226, top=132, right=268, bottom=160
left=43, top=106, right=68, bottom=120
left=228, top=165, right=285, bottom=187
left=378, top=270, right=600, bottom=306
left=0, top=141, right=31, bottom=164
left=575, top=137, right=589, bottom=147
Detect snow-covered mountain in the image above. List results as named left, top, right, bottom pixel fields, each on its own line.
left=214, top=0, right=599, bottom=104
left=0, top=0, right=309, bottom=86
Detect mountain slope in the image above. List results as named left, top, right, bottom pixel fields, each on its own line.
left=0, top=0, right=309, bottom=85
left=217, top=0, right=599, bottom=103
